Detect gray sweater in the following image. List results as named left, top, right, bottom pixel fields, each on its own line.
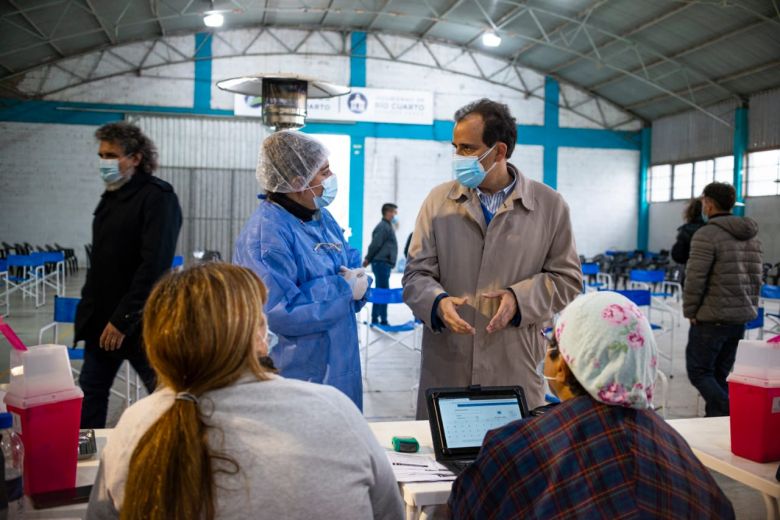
left=683, top=214, right=763, bottom=324
left=86, top=376, right=404, bottom=520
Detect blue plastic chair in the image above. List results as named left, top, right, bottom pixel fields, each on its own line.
left=582, top=263, right=612, bottom=292
left=0, top=259, right=8, bottom=316
left=39, top=296, right=83, bottom=359
left=5, top=254, right=44, bottom=308
left=613, top=289, right=676, bottom=377
left=629, top=269, right=682, bottom=303
left=361, top=287, right=422, bottom=383
left=759, top=285, right=780, bottom=337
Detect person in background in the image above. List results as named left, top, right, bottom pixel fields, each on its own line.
left=449, top=291, right=734, bottom=519
left=403, top=98, right=581, bottom=418
left=76, top=121, right=182, bottom=428
left=684, top=182, right=762, bottom=417
left=234, top=130, right=369, bottom=410
left=671, top=197, right=705, bottom=265
left=86, top=263, right=403, bottom=520
left=363, top=203, right=399, bottom=325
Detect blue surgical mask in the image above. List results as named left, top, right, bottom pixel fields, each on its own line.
left=267, top=330, right=279, bottom=355
left=452, top=145, right=496, bottom=189
left=99, top=158, right=122, bottom=184
left=391, top=216, right=399, bottom=226
left=310, top=175, right=338, bottom=208
left=701, top=211, right=709, bottom=223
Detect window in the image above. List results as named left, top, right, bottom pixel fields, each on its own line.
left=746, top=149, right=780, bottom=197
left=673, top=163, right=693, bottom=200
left=649, top=164, right=671, bottom=202
left=693, top=160, right=714, bottom=195
left=714, top=155, right=733, bottom=184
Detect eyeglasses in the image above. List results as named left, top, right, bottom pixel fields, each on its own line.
left=313, top=242, right=342, bottom=253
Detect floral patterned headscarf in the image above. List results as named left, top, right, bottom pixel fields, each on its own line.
left=553, top=291, right=658, bottom=410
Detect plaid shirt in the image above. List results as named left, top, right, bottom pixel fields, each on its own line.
left=449, top=396, right=734, bottom=519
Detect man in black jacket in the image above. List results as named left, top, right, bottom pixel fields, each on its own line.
left=363, top=203, right=398, bottom=325
left=76, top=122, right=182, bottom=428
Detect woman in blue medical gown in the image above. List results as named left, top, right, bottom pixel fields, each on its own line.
left=234, top=130, right=369, bottom=409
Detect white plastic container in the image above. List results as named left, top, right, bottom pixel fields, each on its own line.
left=3, top=345, right=83, bottom=494
left=730, top=340, right=780, bottom=381
left=8, top=344, right=75, bottom=399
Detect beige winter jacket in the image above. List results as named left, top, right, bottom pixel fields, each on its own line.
left=683, top=214, right=763, bottom=324
left=402, top=165, right=582, bottom=417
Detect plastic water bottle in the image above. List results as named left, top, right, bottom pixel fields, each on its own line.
left=0, top=413, right=23, bottom=519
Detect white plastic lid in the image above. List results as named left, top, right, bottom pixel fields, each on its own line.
left=726, top=373, right=780, bottom=388
left=4, top=386, right=83, bottom=410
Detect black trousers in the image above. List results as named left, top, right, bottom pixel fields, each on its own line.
left=685, top=322, right=745, bottom=417
left=78, top=334, right=157, bottom=428
left=371, top=261, right=392, bottom=324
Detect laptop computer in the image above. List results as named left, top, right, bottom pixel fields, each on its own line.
left=426, top=385, right=529, bottom=475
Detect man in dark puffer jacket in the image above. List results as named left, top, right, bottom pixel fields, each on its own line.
left=683, top=182, right=762, bottom=417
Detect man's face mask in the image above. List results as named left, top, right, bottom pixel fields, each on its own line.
left=99, top=158, right=122, bottom=184
left=452, top=145, right=497, bottom=189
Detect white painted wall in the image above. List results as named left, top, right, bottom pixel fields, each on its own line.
left=648, top=200, right=688, bottom=254
left=362, top=138, right=452, bottom=263
left=0, top=122, right=102, bottom=263
left=746, top=196, right=780, bottom=264
left=558, top=148, right=640, bottom=258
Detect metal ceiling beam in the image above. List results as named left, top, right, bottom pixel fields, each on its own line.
left=80, top=0, right=118, bottom=45
left=548, top=3, right=693, bottom=73
left=588, top=18, right=767, bottom=92
left=366, top=0, right=393, bottom=30
left=625, top=59, right=780, bottom=111
left=149, top=0, right=166, bottom=36
left=318, top=0, right=334, bottom=25
left=5, top=25, right=632, bottom=129
left=0, top=2, right=755, bottom=124
left=462, top=1, right=528, bottom=47
left=510, top=0, right=609, bottom=61
left=6, top=0, right=67, bottom=58
left=419, top=0, right=466, bottom=39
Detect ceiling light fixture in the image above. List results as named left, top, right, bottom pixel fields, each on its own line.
left=203, top=12, right=224, bottom=27
left=482, top=31, right=501, bottom=47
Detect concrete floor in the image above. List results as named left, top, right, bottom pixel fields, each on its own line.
left=1, top=269, right=768, bottom=518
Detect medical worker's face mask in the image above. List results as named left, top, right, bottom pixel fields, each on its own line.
left=309, top=175, right=338, bottom=209
left=452, top=145, right=497, bottom=189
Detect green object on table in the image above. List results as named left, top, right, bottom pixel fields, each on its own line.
left=392, top=436, right=419, bottom=453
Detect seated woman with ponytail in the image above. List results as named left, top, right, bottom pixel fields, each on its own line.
left=86, top=263, right=403, bottom=520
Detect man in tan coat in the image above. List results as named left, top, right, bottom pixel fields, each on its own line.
left=403, top=99, right=582, bottom=418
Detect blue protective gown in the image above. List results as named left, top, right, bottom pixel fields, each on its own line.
left=234, top=197, right=366, bottom=409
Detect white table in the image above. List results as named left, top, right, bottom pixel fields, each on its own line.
left=368, top=420, right=449, bottom=520
left=668, top=417, right=780, bottom=520
left=24, top=429, right=109, bottom=519
left=370, top=418, right=780, bottom=520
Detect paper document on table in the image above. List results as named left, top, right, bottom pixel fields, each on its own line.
left=386, top=451, right=456, bottom=482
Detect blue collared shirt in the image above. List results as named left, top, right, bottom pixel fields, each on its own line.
left=476, top=171, right=517, bottom=216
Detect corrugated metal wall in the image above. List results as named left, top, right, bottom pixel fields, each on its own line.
left=651, top=100, right=738, bottom=165
left=749, top=88, right=780, bottom=152
left=128, top=115, right=267, bottom=261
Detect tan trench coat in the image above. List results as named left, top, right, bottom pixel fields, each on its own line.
left=402, top=165, right=582, bottom=418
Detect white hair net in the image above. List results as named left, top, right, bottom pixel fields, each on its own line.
left=256, top=130, right=328, bottom=193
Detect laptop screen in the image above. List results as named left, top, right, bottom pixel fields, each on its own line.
left=427, top=386, right=528, bottom=459
left=438, top=396, right=524, bottom=449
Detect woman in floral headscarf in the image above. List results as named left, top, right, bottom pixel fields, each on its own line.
left=449, top=291, right=734, bottom=520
